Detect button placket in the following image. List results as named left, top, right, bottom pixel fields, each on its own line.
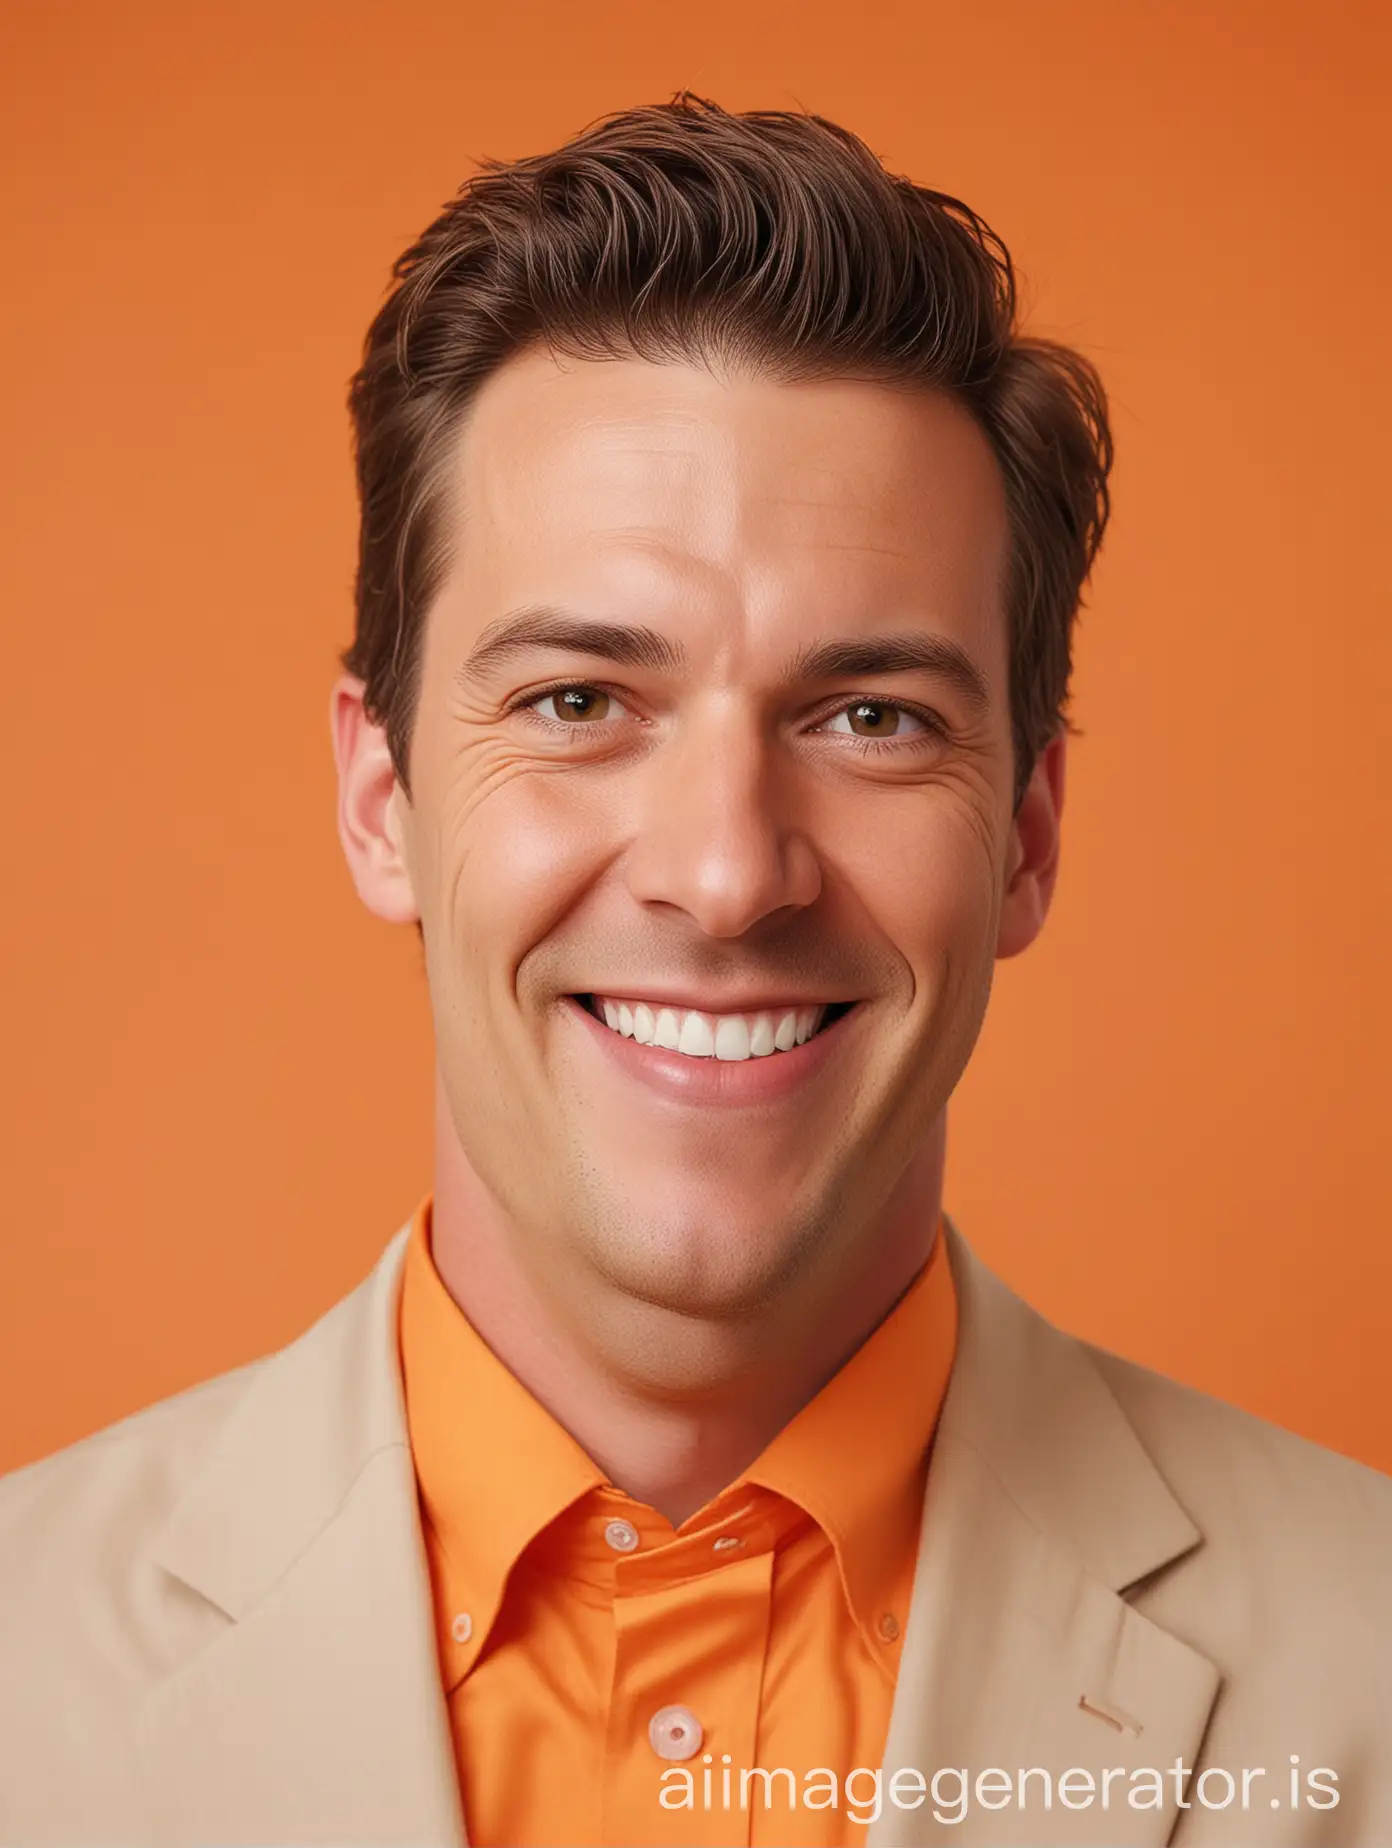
left=600, top=1547, right=773, bottom=1845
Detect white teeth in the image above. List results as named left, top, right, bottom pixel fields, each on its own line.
left=677, top=1012, right=716, bottom=1058
left=589, top=996, right=835, bottom=1063
left=714, top=1016, right=751, bottom=1061
left=749, top=1015, right=776, bottom=1057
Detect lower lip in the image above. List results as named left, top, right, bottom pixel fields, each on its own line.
left=563, top=996, right=861, bottom=1108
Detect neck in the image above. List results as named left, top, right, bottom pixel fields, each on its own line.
left=427, top=1072, right=946, bottom=1526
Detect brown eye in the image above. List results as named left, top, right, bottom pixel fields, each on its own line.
left=534, top=686, right=619, bottom=724
left=823, top=700, right=925, bottom=739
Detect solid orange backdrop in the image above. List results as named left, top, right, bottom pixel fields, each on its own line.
left=2, top=0, right=1389, bottom=1478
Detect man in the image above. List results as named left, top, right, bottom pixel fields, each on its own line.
left=1, top=94, right=1388, bottom=1848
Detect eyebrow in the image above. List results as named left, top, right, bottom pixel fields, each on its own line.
left=782, top=633, right=991, bottom=717
left=463, top=608, right=686, bottom=681
left=460, top=605, right=992, bottom=717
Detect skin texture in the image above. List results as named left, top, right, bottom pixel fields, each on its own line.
left=333, top=350, right=1064, bottom=1523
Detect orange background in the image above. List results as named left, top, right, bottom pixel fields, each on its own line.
left=2, top=0, right=1389, bottom=1478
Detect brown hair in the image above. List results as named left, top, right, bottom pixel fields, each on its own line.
left=344, top=94, right=1112, bottom=811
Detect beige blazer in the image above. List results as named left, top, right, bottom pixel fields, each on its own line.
left=2, top=1217, right=1390, bottom=1847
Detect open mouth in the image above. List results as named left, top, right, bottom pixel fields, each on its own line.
left=573, top=994, right=857, bottom=1063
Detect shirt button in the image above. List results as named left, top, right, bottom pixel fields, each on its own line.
left=604, top=1518, right=640, bottom=1553
left=648, top=1705, right=703, bottom=1761
left=451, top=1612, right=473, bottom=1644
left=878, top=1612, right=901, bottom=1642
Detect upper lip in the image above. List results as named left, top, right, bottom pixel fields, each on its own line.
left=576, top=990, right=858, bottom=1015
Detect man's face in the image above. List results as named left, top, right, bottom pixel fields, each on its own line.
left=342, top=350, right=1058, bottom=1350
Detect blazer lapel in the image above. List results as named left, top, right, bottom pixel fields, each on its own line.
left=869, top=1220, right=1220, bottom=1847
left=132, top=1228, right=466, bottom=1848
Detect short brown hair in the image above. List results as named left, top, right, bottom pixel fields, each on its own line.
left=344, top=94, right=1112, bottom=811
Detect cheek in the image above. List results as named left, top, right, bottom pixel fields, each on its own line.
left=428, top=757, right=619, bottom=970
left=837, top=792, right=1003, bottom=959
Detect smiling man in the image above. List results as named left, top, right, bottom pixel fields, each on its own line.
left=3, top=95, right=1392, bottom=1848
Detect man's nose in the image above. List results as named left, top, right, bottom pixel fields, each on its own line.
left=622, top=715, right=822, bottom=938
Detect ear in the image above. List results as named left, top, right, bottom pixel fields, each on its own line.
left=329, top=675, right=420, bottom=925
left=996, top=730, right=1066, bottom=960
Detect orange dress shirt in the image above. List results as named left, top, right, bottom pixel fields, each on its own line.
left=398, top=1198, right=958, bottom=1848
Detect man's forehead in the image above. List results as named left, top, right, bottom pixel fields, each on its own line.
left=449, top=348, right=1008, bottom=560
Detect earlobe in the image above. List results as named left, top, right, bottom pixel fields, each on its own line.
left=330, top=675, right=421, bottom=925
left=995, top=732, right=1066, bottom=961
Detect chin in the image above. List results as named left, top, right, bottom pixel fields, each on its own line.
left=576, top=1198, right=825, bottom=1323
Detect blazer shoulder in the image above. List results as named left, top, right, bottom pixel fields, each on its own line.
left=0, top=1356, right=264, bottom=1492
left=0, top=1228, right=412, bottom=1847
left=0, top=1225, right=411, bottom=1642
left=0, top=1358, right=281, bottom=1840
left=1085, top=1337, right=1392, bottom=1562
left=0, top=1358, right=265, bottom=1637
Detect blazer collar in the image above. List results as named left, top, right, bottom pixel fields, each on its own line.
left=151, top=1226, right=413, bottom=1620
left=868, top=1216, right=1219, bottom=1847
left=936, top=1215, right=1202, bottom=1593
left=136, top=1224, right=466, bottom=1848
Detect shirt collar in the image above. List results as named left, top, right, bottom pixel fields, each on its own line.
left=399, top=1195, right=958, bottom=1676
left=742, top=1219, right=958, bottom=1657
left=398, top=1197, right=605, bottom=1684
